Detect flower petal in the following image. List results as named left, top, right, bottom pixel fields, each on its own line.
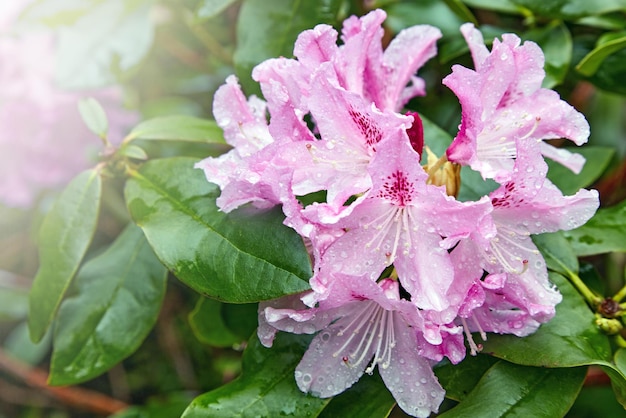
left=379, top=316, right=445, bottom=418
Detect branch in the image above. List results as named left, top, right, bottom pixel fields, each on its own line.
left=0, top=348, right=129, bottom=415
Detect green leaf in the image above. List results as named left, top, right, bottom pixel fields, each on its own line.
left=48, top=224, right=167, bottom=385
left=461, top=0, right=522, bottom=14
left=563, top=199, right=626, bottom=256
left=457, top=166, right=498, bottom=202
left=577, top=33, right=626, bottom=76
left=586, top=45, right=626, bottom=95
left=532, top=231, right=579, bottom=276
left=442, top=0, right=478, bottom=25
left=510, top=0, right=626, bottom=19
left=197, top=0, right=238, bottom=19
left=482, top=272, right=613, bottom=367
left=318, top=372, right=395, bottom=418
left=546, top=146, right=615, bottom=196
left=182, top=333, right=331, bottom=417
left=28, top=169, right=102, bottom=343
left=188, top=297, right=243, bottom=347
left=222, top=303, right=259, bottom=340
left=53, top=0, right=154, bottom=89
left=438, top=361, right=586, bottom=417
left=435, top=355, right=500, bottom=402
left=125, top=115, right=227, bottom=144
left=610, top=348, right=626, bottom=406
left=124, top=157, right=312, bottom=302
left=119, top=144, right=149, bottom=160
left=422, top=112, right=452, bottom=157
left=77, top=97, right=109, bottom=138
left=234, top=0, right=345, bottom=95
left=385, top=0, right=466, bottom=37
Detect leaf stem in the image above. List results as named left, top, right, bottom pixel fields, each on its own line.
left=613, top=284, right=626, bottom=303
left=567, top=270, right=602, bottom=308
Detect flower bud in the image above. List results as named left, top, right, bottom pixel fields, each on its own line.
left=405, top=111, right=424, bottom=158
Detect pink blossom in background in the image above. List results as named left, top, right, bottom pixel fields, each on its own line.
left=0, top=1, right=137, bottom=208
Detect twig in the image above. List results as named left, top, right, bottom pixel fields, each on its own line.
left=0, top=348, right=129, bottom=415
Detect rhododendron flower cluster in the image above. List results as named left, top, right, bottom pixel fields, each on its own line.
left=196, top=9, right=599, bottom=417
left=0, top=1, right=136, bottom=208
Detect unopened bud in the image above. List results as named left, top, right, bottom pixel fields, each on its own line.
left=595, top=315, right=623, bottom=335
left=405, top=111, right=424, bottom=158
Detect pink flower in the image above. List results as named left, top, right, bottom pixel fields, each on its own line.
left=194, top=75, right=290, bottom=212
left=444, top=139, right=598, bottom=351
left=259, top=276, right=445, bottom=418
left=291, top=65, right=413, bottom=211
left=0, top=20, right=136, bottom=208
left=444, top=23, right=589, bottom=182
left=307, top=132, right=493, bottom=320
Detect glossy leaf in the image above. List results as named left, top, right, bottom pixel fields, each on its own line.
left=610, top=349, right=626, bottom=406
left=577, top=33, right=626, bottom=76
left=461, top=0, right=521, bottom=14
left=188, top=297, right=242, bottom=347
left=77, top=97, right=108, bottom=138
left=125, top=115, right=227, bottom=144
left=124, top=157, right=312, bottom=302
left=546, top=146, right=615, bottom=196
left=49, top=224, right=167, bottom=385
left=318, top=372, right=395, bottom=418
left=28, top=169, right=102, bottom=343
left=482, top=272, right=612, bottom=367
left=435, top=355, right=500, bottom=402
left=222, top=303, right=259, bottom=340
left=182, top=333, right=331, bottom=417
left=510, top=0, right=626, bottom=19
left=586, top=45, right=626, bottom=95
left=563, top=199, right=626, bottom=256
left=442, top=0, right=478, bottom=25
left=234, top=0, right=345, bottom=95
left=438, top=361, right=586, bottom=417
left=385, top=0, right=466, bottom=37
left=532, top=231, right=579, bottom=276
